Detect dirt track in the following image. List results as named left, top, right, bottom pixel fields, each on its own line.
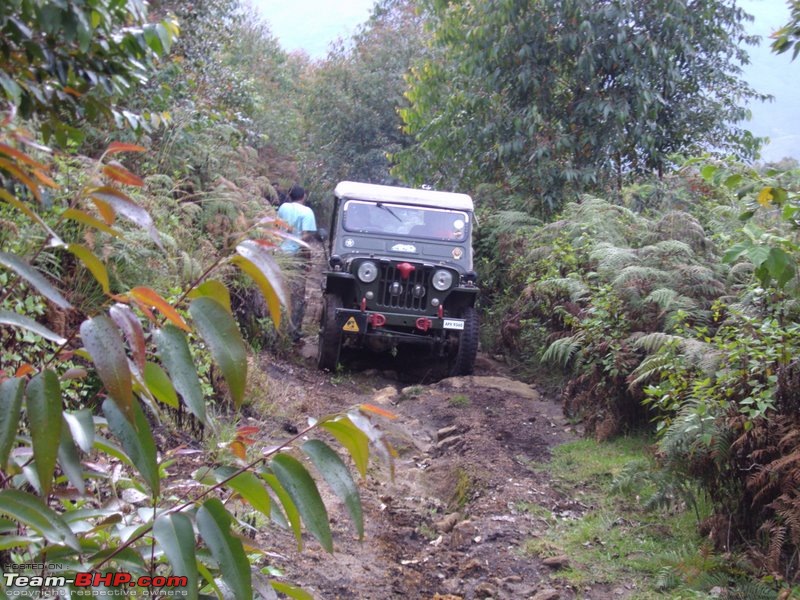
left=242, top=346, right=621, bottom=600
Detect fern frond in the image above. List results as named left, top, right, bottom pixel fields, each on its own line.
left=647, top=210, right=709, bottom=252
left=541, top=333, right=586, bottom=368
left=533, top=277, right=590, bottom=302
left=633, top=332, right=684, bottom=353
left=628, top=353, right=674, bottom=389
left=590, top=243, right=639, bottom=272
left=612, top=266, right=670, bottom=287
left=638, top=239, right=694, bottom=264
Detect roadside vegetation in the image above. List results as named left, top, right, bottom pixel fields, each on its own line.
left=1, top=0, right=800, bottom=598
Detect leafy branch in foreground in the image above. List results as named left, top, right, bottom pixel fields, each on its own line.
left=0, top=122, right=394, bottom=599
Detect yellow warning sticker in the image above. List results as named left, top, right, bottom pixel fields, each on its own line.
left=343, top=317, right=360, bottom=332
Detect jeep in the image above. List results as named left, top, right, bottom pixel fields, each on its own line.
left=317, top=181, right=479, bottom=376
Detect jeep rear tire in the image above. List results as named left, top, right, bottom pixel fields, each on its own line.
left=449, top=306, right=479, bottom=376
left=317, top=294, right=343, bottom=371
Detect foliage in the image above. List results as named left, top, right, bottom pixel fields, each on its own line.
left=0, top=124, right=396, bottom=598
left=394, top=0, right=766, bottom=211
left=0, top=0, right=178, bottom=145
left=300, top=0, right=425, bottom=196
left=771, top=0, right=800, bottom=60
left=0, top=1, right=396, bottom=592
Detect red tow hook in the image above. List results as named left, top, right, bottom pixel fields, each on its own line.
left=360, top=297, right=367, bottom=312
left=438, top=305, right=444, bottom=319
left=415, top=317, right=432, bottom=331
left=369, top=313, right=386, bottom=328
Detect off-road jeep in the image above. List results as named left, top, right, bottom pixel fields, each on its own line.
left=317, top=181, right=479, bottom=376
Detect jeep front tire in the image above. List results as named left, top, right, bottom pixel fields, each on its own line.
left=317, top=294, right=343, bottom=371
left=449, top=306, right=479, bottom=376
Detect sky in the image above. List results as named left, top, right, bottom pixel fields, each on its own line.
left=251, top=0, right=799, bottom=162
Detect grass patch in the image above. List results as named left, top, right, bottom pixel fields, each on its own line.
left=449, top=466, right=475, bottom=510
left=518, top=435, right=797, bottom=598
left=448, top=393, right=470, bottom=408
left=519, top=436, right=703, bottom=594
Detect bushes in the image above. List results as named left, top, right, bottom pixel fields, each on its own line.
left=482, top=162, right=800, bottom=583
left=0, top=120, right=396, bottom=598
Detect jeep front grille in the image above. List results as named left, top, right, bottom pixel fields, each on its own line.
left=376, top=263, right=432, bottom=311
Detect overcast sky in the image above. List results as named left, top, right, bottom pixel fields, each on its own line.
left=250, top=0, right=799, bottom=162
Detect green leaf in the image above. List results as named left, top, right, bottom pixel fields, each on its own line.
left=0, top=489, right=80, bottom=550
left=88, top=187, right=163, bottom=250
left=153, top=325, right=205, bottom=425
left=271, top=453, right=333, bottom=553
left=723, top=173, right=743, bottom=189
left=233, top=240, right=290, bottom=328
left=197, top=498, right=252, bottom=600
left=153, top=513, right=198, bottom=600
left=81, top=314, right=133, bottom=421
left=744, top=245, right=771, bottom=268
left=722, top=241, right=751, bottom=264
left=143, top=362, right=179, bottom=408
left=0, top=251, right=71, bottom=309
left=109, top=303, right=146, bottom=372
left=261, top=472, right=302, bottom=546
left=0, top=378, right=25, bottom=468
left=187, top=280, right=232, bottom=314
left=302, top=439, right=363, bottom=539
left=66, top=244, right=109, bottom=293
left=781, top=204, right=799, bottom=222
left=214, top=466, right=271, bottom=518
left=63, top=409, right=95, bottom=453
left=93, top=437, right=135, bottom=469
left=26, top=370, right=62, bottom=496
left=196, top=561, right=224, bottom=598
left=57, top=419, right=85, bottom=495
left=700, top=165, right=718, bottom=181
left=765, top=247, right=796, bottom=288
left=62, top=208, right=121, bottom=238
left=189, top=297, right=247, bottom=408
left=321, top=418, right=370, bottom=478
left=102, top=398, right=159, bottom=495
left=270, top=581, right=315, bottom=600
left=0, top=310, right=66, bottom=344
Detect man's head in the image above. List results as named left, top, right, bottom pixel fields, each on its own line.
left=289, top=185, right=306, bottom=202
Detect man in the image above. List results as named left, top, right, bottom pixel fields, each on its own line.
left=277, top=185, right=317, bottom=341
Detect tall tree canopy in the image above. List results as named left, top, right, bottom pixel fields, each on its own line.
left=0, top=0, right=177, bottom=145
left=301, top=0, right=425, bottom=189
left=393, top=0, right=766, bottom=212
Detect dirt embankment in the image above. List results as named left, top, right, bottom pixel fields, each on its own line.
left=247, top=348, right=609, bottom=600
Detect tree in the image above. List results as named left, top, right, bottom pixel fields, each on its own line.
left=300, top=0, right=426, bottom=189
left=772, top=0, right=800, bottom=59
left=394, top=0, right=767, bottom=212
left=0, top=0, right=178, bottom=146
left=0, top=3, right=392, bottom=597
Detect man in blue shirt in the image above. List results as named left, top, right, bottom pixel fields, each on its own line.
left=277, top=185, right=317, bottom=341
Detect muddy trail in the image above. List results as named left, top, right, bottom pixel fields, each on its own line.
left=228, top=343, right=624, bottom=600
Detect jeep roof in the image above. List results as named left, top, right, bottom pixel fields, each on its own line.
left=334, top=181, right=474, bottom=212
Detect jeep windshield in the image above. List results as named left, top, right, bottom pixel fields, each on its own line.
left=342, top=200, right=468, bottom=242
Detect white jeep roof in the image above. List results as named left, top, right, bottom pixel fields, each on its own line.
left=334, top=181, right=474, bottom=211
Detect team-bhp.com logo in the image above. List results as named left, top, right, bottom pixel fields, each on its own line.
left=4, top=569, right=188, bottom=596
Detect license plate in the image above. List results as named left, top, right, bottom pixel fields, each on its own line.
left=443, top=319, right=465, bottom=330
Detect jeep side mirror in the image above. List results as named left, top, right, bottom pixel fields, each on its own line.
left=316, top=227, right=329, bottom=242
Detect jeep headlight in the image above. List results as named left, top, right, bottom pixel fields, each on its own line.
left=357, top=260, right=379, bottom=283
left=431, top=269, right=453, bottom=291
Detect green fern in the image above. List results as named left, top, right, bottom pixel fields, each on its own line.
left=634, top=331, right=684, bottom=353
left=533, top=277, right=590, bottom=302
left=541, top=333, right=586, bottom=368
left=590, top=243, right=639, bottom=273
left=612, top=265, right=670, bottom=287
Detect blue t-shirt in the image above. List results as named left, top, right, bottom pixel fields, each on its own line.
left=277, top=201, right=316, bottom=254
